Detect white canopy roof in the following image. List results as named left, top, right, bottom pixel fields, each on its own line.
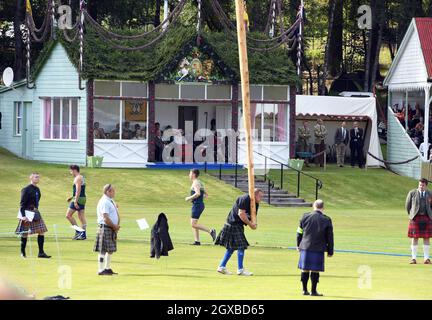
left=296, top=95, right=383, bottom=167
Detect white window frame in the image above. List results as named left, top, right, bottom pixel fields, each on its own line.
left=40, top=98, right=79, bottom=141
left=14, top=101, right=23, bottom=136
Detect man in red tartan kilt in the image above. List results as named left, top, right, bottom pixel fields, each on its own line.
left=405, top=178, right=432, bottom=264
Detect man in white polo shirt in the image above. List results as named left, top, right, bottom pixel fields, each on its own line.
left=94, top=184, right=120, bottom=276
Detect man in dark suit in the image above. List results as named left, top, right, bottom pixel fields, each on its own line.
left=296, top=200, right=334, bottom=296
left=334, top=121, right=349, bottom=167
left=350, top=122, right=364, bottom=168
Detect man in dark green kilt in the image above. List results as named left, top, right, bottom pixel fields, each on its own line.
left=215, top=189, right=263, bottom=276
left=296, top=199, right=333, bottom=296
left=15, top=173, right=51, bottom=258
left=94, top=184, right=120, bottom=276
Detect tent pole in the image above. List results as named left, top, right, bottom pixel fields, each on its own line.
left=405, top=90, right=409, bottom=132
left=235, top=0, right=256, bottom=224
left=424, top=86, right=430, bottom=161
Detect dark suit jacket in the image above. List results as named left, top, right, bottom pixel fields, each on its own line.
left=350, top=128, right=364, bottom=147
left=334, top=127, right=349, bottom=145
left=297, top=210, right=334, bottom=255
left=20, top=184, right=41, bottom=216
left=150, top=213, right=174, bottom=259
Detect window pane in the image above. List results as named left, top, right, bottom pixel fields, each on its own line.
left=94, top=81, right=120, bottom=96
left=122, top=82, right=147, bottom=97
left=155, top=84, right=179, bottom=98
left=17, top=117, right=22, bottom=135
left=122, top=101, right=147, bottom=140
left=71, top=99, right=78, bottom=139
left=181, top=84, right=205, bottom=100
left=263, top=104, right=274, bottom=142
left=275, top=104, right=287, bottom=142
left=254, top=104, right=262, bottom=140
left=53, top=99, right=61, bottom=139
left=263, top=86, right=288, bottom=101
left=207, top=85, right=231, bottom=100
left=94, top=99, right=120, bottom=140
left=43, top=99, right=52, bottom=139
left=62, top=99, right=70, bottom=139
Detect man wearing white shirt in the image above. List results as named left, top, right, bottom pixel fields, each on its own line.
left=94, top=184, right=120, bottom=276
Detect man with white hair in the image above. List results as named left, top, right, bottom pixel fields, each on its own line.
left=296, top=199, right=334, bottom=296
left=94, top=184, right=120, bottom=276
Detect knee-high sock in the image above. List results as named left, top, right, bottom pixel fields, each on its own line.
left=424, top=245, right=430, bottom=260
left=98, top=253, right=105, bottom=272
left=105, top=253, right=112, bottom=270
left=37, top=235, right=45, bottom=254
left=311, top=272, right=320, bottom=294
left=20, top=237, right=27, bottom=254
left=411, top=244, right=418, bottom=259
left=220, top=249, right=234, bottom=267
left=301, top=272, right=310, bottom=292
left=237, top=249, right=245, bottom=270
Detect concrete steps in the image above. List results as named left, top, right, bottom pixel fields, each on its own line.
left=211, top=174, right=312, bottom=208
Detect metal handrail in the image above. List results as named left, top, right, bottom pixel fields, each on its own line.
left=253, top=151, right=323, bottom=200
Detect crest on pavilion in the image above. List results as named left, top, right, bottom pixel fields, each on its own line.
left=156, top=39, right=237, bottom=84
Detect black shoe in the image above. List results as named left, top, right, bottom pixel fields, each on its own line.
left=311, top=292, right=323, bottom=297
left=98, top=269, right=112, bottom=276
left=105, top=269, right=118, bottom=275
left=21, top=252, right=26, bottom=258
left=38, top=252, right=51, bottom=259
left=72, top=232, right=80, bottom=240
left=191, top=241, right=201, bottom=246
left=210, top=229, right=217, bottom=242
left=302, top=290, right=310, bottom=296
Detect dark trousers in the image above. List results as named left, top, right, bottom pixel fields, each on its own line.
left=350, top=143, right=364, bottom=167
left=314, top=142, right=326, bottom=166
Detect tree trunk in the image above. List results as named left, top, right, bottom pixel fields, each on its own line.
left=13, top=0, right=25, bottom=81
left=154, top=0, right=162, bottom=27
left=328, top=0, right=343, bottom=77
left=319, top=0, right=336, bottom=95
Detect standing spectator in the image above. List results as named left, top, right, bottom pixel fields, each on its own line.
left=15, top=173, right=51, bottom=259
left=313, top=119, right=327, bottom=167
left=334, top=121, right=349, bottom=167
left=94, top=184, right=120, bottom=275
left=296, top=199, right=334, bottom=296
left=405, top=179, right=432, bottom=264
left=349, top=122, right=364, bottom=168
left=297, top=121, right=311, bottom=166
left=154, top=129, right=164, bottom=162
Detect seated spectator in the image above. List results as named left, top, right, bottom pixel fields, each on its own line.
left=409, top=123, right=424, bottom=147
left=419, top=141, right=431, bottom=158
left=122, top=122, right=133, bottom=140
left=93, top=122, right=106, bottom=139
left=110, top=123, right=120, bottom=139
left=133, top=124, right=141, bottom=137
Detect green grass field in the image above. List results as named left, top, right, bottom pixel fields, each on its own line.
left=0, top=148, right=430, bottom=300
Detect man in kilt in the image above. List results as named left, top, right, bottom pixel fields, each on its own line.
left=16, top=173, right=51, bottom=258
left=296, top=200, right=333, bottom=296
left=94, top=184, right=120, bottom=275
left=405, top=178, right=432, bottom=264
left=215, top=189, right=263, bottom=276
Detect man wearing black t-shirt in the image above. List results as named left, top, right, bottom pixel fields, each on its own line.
left=215, top=189, right=263, bottom=276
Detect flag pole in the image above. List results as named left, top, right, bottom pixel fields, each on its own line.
left=235, top=0, right=256, bottom=224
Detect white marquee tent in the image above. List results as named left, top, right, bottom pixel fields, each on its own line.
left=296, top=95, right=383, bottom=167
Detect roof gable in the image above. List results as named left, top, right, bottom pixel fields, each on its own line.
left=384, top=19, right=429, bottom=87
left=415, top=18, right=432, bottom=79
left=31, top=25, right=298, bottom=85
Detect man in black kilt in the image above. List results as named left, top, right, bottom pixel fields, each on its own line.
left=94, top=184, right=120, bottom=276
left=296, top=200, right=333, bottom=296
left=15, top=173, right=51, bottom=258
left=405, top=178, right=432, bottom=264
left=215, top=189, right=263, bottom=276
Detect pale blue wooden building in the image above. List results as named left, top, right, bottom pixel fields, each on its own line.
left=0, top=26, right=298, bottom=168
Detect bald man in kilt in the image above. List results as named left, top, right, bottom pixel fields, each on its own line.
left=296, top=200, right=333, bottom=296
left=94, top=184, right=120, bottom=276
left=215, top=189, right=263, bottom=276
left=406, top=178, right=432, bottom=264
left=15, top=173, right=51, bottom=259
